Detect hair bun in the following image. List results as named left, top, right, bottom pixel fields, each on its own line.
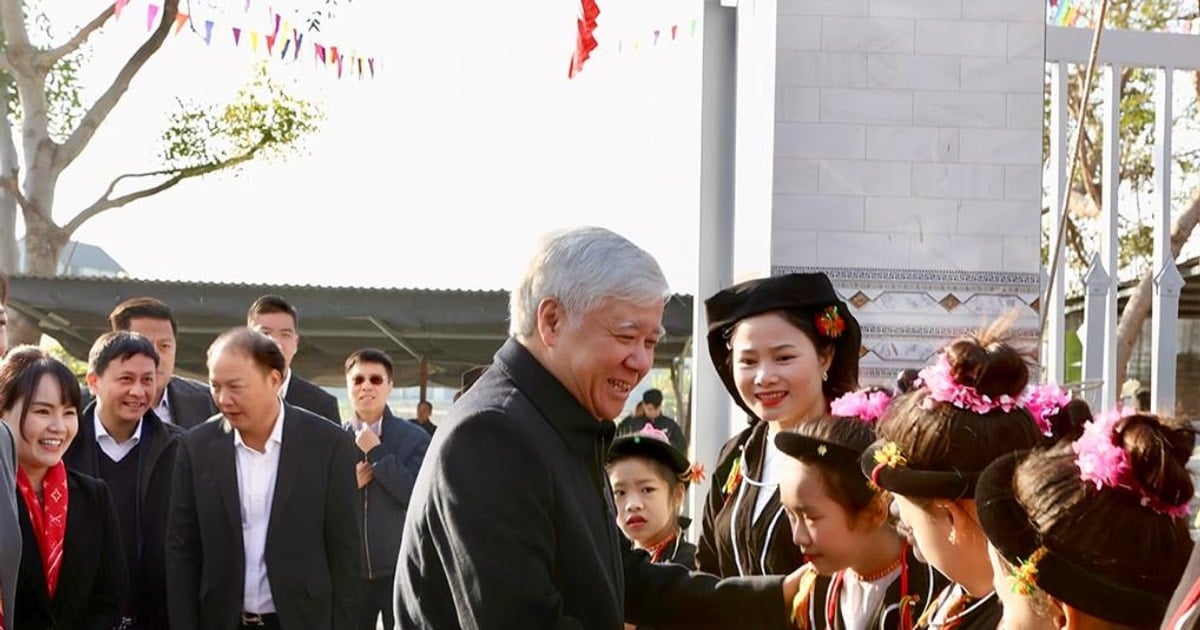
left=942, top=336, right=1029, bottom=400
left=1117, top=414, right=1196, bottom=511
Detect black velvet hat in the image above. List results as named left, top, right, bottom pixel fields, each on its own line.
left=704, top=272, right=861, bottom=422
left=608, top=424, right=691, bottom=478
left=975, top=452, right=1172, bottom=627
left=860, top=438, right=980, bottom=499
left=775, top=431, right=862, bottom=468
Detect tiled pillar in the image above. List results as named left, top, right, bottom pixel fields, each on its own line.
left=770, top=0, right=1045, bottom=384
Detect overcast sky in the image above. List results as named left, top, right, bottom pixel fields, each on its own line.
left=47, top=0, right=705, bottom=293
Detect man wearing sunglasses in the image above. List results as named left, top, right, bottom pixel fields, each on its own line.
left=343, top=348, right=430, bottom=630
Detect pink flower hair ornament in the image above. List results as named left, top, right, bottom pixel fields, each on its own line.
left=830, top=390, right=892, bottom=423
left=1022, top=383, right=1071, bottom=436
left=1071, top=409, right=1191, bottom=518
left=915, top=354, right=1019, bottom=415
left=636, top=423, right=671, bottom=444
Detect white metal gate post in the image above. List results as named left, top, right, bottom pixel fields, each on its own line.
left=1151, top=68, right=1184, bottom=415
left=1082, top=254, right=1111, bottom=409
left=1099, top=66, right=1122, bottom=411
left=1044, top=61, right=1070, bottom=384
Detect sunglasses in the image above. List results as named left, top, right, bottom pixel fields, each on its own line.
left=351, top=374, right=387, bottom=386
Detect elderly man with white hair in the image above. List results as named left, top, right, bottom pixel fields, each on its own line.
left=395, top=226, right=800, bottom=629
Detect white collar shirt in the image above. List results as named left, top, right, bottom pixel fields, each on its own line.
left=233, top=400, right=286, bottom=615
left=152, top=385, right=174, bottom=426
left=93, top=401, right=143, bottom=463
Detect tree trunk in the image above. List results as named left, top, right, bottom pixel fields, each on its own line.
left=6, top=213, right=65, bottom=346
left=1114, top=186, right=1200, bottom=384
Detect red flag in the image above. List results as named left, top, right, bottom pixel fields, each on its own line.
left=330, top=46, right=340, bottom=64
left=266, top=33, right=276, bottom=54
left=568, top=0, right=600, bottom=79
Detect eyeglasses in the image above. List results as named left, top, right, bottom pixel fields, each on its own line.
left=351, top=374, right=387, bottom=386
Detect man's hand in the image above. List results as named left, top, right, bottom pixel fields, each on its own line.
left=355, top=426, right=381, bottom=454
left=356, top=461, right=375, bottom=489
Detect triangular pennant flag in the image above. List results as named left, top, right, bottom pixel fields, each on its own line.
left=266, top=33, right=276, bottom=54
left=330, top=46, right=340, bottom=64
left=293, top=32, right=303, bottom=60
left=690, top=19, right=698, bottom=37
left=357, top=57, right=364, bottom=78
left=250, top=31, right=260, bottom=52
left=336, top=55, right=344, bottom=78
left=271, top=13, right=281, bottom=37
left=367, top=57, right=375, bottom=77
left=204, top=20, right=214, bottom=45
left=244, top=0, right=251, bottom=11
left=146, top=4, right=160, bottom=32
left=114, top=0, right=130, bottom=19
left=315, top=43, right=327, bottom=65
left=232, top=27, right=242, bottom=46
left=174, top=12, right=189, bottom=35
left=653, top=30, right=660, bottom=45
left=280, top=38, right=290, bottom=59
left=671, top=24, right=678, bottom=40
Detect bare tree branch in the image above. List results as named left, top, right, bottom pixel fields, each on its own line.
left=0, top=0, right=35, bottom=70
left=63, top=137, right=269, bottom=236
left=39, top=5, right=115, bottom=71
left=0, top=167, right=34, bottom=214
left=54, top=0, right=179, bottom=176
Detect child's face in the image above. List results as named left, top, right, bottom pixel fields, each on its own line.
left=609, top=458, right=680, bottom=547
left=779, top=458, right=872, bottom=575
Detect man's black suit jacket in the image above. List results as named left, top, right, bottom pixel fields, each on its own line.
left=64, top=403, right=185, bottom=629
left=165, top=404, right=363, bottom=630
left=285, top=374, right=341, bottom=424
left=167, top=375, right=218, bottom=429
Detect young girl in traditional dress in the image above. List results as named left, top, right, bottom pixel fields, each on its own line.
left=862, top=325, right=1046, bottom=630
left=608, top=423, right=703, bottom=569
left=780, top=388, right=947, bottom=630
left=699, top=272, right=862, bottom=578
left=975, top=410, right=1194, bottom=630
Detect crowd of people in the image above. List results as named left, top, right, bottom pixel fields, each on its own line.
left=0, top=225, right=1198, bottom=629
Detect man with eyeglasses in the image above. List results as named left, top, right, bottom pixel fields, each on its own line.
left=342, top=348, right=430, bottom=630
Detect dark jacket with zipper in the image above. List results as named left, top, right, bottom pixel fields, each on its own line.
left=395, top=339, right=788, bottom=629
left=63, top=403, right=184, bottom=629
left=344, top=407, right=430, bottom=578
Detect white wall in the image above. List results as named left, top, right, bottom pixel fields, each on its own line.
left=769, top=0, right=1045, bottom=383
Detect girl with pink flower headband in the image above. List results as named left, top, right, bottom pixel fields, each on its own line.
left=975, top=410, right=1195, bottom=630
left=860, top=321, right=1044, bottom=630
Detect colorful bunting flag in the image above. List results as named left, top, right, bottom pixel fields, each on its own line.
left=173, top=12, right=189, bottom=35
left=203, top=19, right=213, bottom=45
left=232, top=27, right=242, bottom=46
left=114, top=0, right=130, bottom=19
left=146, top=3, right=159, bottom=32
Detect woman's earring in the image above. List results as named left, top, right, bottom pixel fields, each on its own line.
left=822, top=370, right=829, bottom=382
left=948, top=527, right=958, bottom=545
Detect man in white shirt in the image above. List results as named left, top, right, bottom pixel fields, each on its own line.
left=166, top=327, right=361, bottom=630
left=64, top=331, right=186, bottom=629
